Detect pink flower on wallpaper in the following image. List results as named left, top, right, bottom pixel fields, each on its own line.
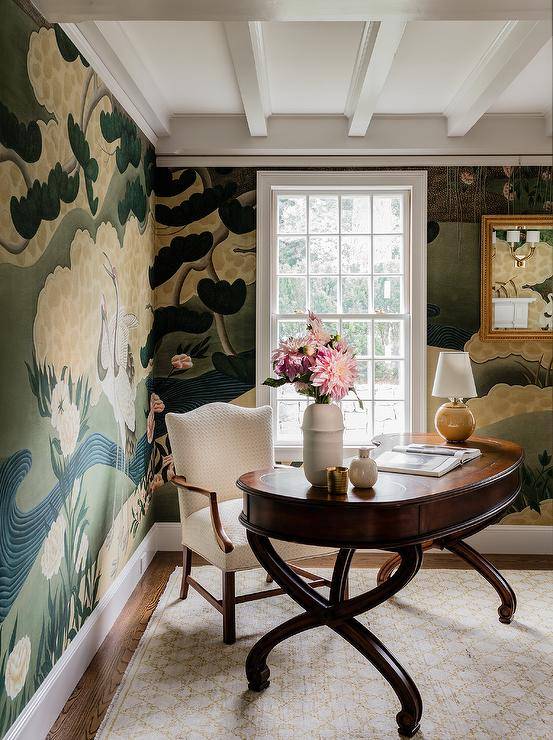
left=460, top=170, right=474, bottom=186
left=310, top=345, right=358, bottom=402
left=503, top=166, right=513, bottom=177
left=171, top=353, right=193, bottom=370
left=271, top=336, right=313, bottom=381
left=147, top=392, right=165, bottom=443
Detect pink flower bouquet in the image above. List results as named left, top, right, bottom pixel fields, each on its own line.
left=263, top=312, right=361, bottom=404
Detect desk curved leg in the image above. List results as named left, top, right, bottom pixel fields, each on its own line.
left=245, top=532, right=424, bottom=737
left=377, top=541, right=433, bottom=585
left=444, top=539, right=517, bottom=624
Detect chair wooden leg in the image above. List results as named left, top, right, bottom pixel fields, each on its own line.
left=222, top=571, right=236, bottom=645
left=180, top=546, right=192, bottom=600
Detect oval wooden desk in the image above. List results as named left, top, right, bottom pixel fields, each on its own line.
left=237, top=434, right=524, bottom=738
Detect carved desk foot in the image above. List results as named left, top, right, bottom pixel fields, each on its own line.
left=377, top=538, right=517, bottom=624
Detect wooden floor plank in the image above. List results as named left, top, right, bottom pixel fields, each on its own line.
left=47, top=550, right=552, bottom=739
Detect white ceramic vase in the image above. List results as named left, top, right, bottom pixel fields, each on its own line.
left=301, top=403, right=344, bottom=487
left=349, top=446, right=379, bottom=488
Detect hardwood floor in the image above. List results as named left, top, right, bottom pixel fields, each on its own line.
left=47, top=550, right=552, bottom=740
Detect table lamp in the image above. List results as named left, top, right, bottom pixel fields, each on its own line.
left=432, top=351, right=477, bottom=442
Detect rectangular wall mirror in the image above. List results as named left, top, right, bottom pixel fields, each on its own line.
left=481, top=215, right=553, bottom=341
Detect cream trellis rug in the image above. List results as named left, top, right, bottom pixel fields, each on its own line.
left=97, top=567, right=553, bottom=739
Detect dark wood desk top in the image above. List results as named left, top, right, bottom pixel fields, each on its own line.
left=237, top=434, right=524, bottom=549
left=238, top=434, right=523, bottom=508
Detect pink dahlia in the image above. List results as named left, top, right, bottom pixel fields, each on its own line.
left=272, top=336, right=313, bottom=381
left=307, top=311, right=332, bottom=346
left=310, top=345, right=358, bottom=402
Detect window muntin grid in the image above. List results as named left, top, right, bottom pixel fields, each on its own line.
left=273, top=191, right=409, bottom=447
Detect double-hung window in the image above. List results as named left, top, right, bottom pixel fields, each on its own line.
left=257, top=172, right=427, bottom=457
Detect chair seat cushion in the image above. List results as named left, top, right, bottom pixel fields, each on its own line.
left=182, top=498, right=337, bottom=572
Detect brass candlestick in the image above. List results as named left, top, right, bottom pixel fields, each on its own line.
left=326, top=466, right=349, bottom=495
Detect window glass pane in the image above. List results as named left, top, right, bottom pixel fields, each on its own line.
left=341, top=320, right=371, bottom=357
left=310, top=277, right=338, bottom=313
left=278, top=237, right=306, bottom=274
left=322, top=320, right=340, bottom=337
left=277, top=400, right=307, bottom=440
left=373, top=235, right=402, bottom=274
left=309, top=196, right=339, bottom=233
left=374, top=320, right=403, bottom=357
left=341, top=236, right=371, bottom=274
left=278, top=320, right=306, bottom=341
left=277, top=382, right=303, bottom=399
left=343, top=401, right=372, bottom=444
left=373, top=276, right=401, bottom=313
left=373, top=196, right=402, bottom=234
left=341, top=195, right=370, bottom=233
left=374, top=360, right=404, bottom=399
left=352, top=361, right=371, bottom=398
left=279, top=277, right=306, bottom=313
left=342, top=277, right=370, bottom=314
left=278, top=196, right=306, bottom=233
left=374, top=402, right=404, bottom=435
left=309, top=236, right=339, bottom=273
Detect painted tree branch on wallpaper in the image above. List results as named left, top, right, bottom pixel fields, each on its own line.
left=0, top=1, right=158, bottom=733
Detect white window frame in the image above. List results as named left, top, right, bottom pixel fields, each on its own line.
left=256, top=171, right=427, bottom=459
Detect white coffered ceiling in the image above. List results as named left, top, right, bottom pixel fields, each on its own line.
left=34, top=0, right=553, bottom=157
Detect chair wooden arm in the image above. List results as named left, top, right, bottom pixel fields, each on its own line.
left=172, top=476, right=234, bottom=554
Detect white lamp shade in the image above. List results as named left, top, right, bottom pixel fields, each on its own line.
left=432, top=351, right=477, bottom=399
left=526, top=230, right=540, bottom=243
left=506, top=230, right=520, bottom=243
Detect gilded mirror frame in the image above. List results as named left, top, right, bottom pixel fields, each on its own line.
left=480, top=214, right=553, bottom=342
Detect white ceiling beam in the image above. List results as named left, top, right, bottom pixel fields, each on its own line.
left=159, top=113, right=553, bottom=157
left=60, top=21, right=171, bottom=143
left=346, top=21, right=406, bottom=137
left=445, top=21, right=552, bottom=137
left=224, top=22, right=270, bottom=137
left=545, top=108, right=552, bottom=137
left=34, top=0, right=552, bottom=22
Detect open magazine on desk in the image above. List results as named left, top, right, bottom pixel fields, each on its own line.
left=375, top=444, right=482, bottom=477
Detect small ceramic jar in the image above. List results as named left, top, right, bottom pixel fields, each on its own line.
left=349, top=446, right=378, bottom=489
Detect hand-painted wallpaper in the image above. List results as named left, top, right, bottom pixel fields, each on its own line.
left=0, top=0, right=156, bottom=733
left=151, top=165, right=553, bottom=527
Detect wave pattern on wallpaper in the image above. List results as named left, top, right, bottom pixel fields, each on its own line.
left=0, top=433, right=151, bottom=621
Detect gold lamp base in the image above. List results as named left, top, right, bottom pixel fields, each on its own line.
left=434, top=400, right=476, bottom=443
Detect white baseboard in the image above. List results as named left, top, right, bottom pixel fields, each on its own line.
left=7, top=519, right=551, bottom=739
left=6, top=528, right=157, bottom=740
left=155, top=521, right=553, bottom=555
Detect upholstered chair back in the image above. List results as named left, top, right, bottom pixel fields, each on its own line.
left=166, top=403, right=274, bottom=518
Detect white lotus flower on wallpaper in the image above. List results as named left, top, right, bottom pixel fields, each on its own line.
left=75, top=534, right=89, bottom=572
left=50, top=380, right=80, bottom=457
left=4, top=636, right=31, bottom=700
left=41, top=514, right=67, bottom=580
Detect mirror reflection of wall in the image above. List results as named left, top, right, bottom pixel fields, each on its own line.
left=491, top=227, right=553, bottom=331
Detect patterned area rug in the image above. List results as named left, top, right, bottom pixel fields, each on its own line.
left=97, top=567, right=553, bottom=739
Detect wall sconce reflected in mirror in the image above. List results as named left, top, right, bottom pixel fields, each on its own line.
left=506, top=228, right=540, bottom=268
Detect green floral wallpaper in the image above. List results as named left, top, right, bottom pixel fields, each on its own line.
left=0, top=0, right=157, bottom=733
left=151, top=165, right=553, bottom=526
left=0, top=0, right=551, bottom=734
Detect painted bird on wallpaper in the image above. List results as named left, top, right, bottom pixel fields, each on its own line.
left=97, top=253, right=139, bottom=467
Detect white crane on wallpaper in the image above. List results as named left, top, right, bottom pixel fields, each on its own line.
left=97, top=252, right=138, bottom=558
